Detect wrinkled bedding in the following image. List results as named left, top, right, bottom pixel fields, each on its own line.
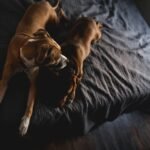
left=0, top=0, right=150, bottom=139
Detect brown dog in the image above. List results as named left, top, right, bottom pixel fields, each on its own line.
left=59, top=17, right=102, bottom=107
left=0, top=0, right=68, bottom=136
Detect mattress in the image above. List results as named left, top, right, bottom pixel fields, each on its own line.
left=0, top=0, right=150, bottom=149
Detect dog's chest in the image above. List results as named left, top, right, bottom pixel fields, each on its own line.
left=16, top=66, right=39, bottom=79
left=25, top=67, right=39, bottom=79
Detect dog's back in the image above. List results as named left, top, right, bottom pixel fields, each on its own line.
left=59, top=17, right=102, bottom=107
left=16, top=1, right=58, bottom=34
left=68, top=17, right=101, bottom=45
left=62, top=17, right=102, bottom=61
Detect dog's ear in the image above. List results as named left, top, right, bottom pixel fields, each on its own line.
left=36, top=44, right=50, bottom=64
left=92, top=17, right=103, bottom=29
left=96, top=21, right=103, bottom=29
left=57, top=8, right=69, bottom=22
left=33, top=29, right=50, bottom=38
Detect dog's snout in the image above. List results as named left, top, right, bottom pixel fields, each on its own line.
left=60, top=54, right=68, bottom=63
left=50, top=54, right=68, bottom=70
left=57, top=54, right=68, bottom=69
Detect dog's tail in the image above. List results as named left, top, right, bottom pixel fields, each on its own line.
left=53, top=0, right=60, bottom=10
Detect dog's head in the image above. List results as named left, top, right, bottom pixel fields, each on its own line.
left=20, top=29, right=68, bottom=70
left=91, top=19, right=103, bottom=44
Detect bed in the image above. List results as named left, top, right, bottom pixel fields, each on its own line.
left=0, top=0, right=150, bottom=149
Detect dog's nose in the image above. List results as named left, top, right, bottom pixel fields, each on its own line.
left=47, top=54, right=68, bottom=70
left=60, top=54, right=68, bottom=63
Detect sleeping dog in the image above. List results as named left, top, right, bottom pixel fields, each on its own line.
left=0, top=0, right=68, bottom=136
left=59, top=17, right=102, bottom=107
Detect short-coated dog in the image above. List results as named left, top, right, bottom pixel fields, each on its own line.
left=0, top=0, right=68, bottom=136
left=58, top=17, right=102, bottom=107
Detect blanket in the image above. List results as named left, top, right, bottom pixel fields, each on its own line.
left=0, top=0, right=150, bottom=139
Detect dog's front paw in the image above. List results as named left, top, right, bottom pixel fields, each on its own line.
left=0, top=96, right=3, bottom=104
left=58, top=95, right=75, bottom=107
left=19, top=116, right=30, bottom=136
left=0, top=84, right=7, bottom=104
left=58, top=95, right=69, bottom=108
left=0, top=93, right=5, bottom=104
left=66, top=98, right=74, bottom=104
left=66, top=94, right=75, bottom=104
